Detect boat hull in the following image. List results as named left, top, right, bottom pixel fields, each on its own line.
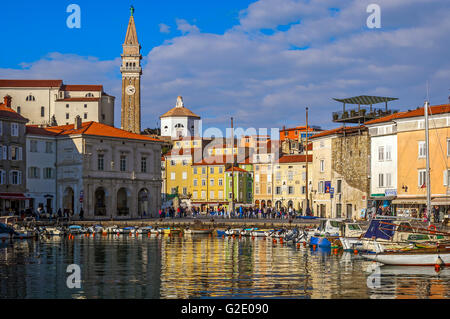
left=362, top=252, right=450, bottom=266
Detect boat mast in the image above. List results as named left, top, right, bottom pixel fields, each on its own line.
left=424, top=100, right=431, bottom=224
left=305, top=107, right=310, bottom=216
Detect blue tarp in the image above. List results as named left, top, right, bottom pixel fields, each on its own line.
left=363, top=219, right=395, bottom=240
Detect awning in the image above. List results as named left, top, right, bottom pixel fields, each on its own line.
left=0, top=193, right=31, bottom=200
left=431, top=197, right=450, bottom=206
left=391, top=198, right=427, bottom=205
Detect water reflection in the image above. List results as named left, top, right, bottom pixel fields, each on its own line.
left=0, top=235, right=449, bottom=299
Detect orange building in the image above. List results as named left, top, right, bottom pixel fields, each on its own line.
left=279, top=126, right=320, bottom=141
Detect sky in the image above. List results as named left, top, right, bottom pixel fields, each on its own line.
left=1, top=0, right=449, bottom=135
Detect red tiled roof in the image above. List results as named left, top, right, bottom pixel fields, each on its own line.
left=310, top=125, right=366, bottom=139
left=56, top=98, right=100, bottom=102
left=365, top=104, right=450, bottom=125
left=45, top=121, right=161, bottom=142
left=278, top=154, right=312, bottom=163
left=26, top=125, right=59, bottom=136
left=0, top=104, right=28, bottom=122
left=62, top=85, right=103, bottom=92
left=0, top=79, right=63, bottom=88
left=226, top=166, right=248, bottom=173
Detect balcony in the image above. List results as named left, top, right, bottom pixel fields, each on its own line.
left=332, top=108, right=399, bottom=124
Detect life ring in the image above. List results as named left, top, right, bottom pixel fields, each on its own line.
left=428, top=224, right=437, bottom=234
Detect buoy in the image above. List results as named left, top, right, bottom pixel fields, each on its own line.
left=435, top=256, right=444, bottom=272
left=354, top=249, right=358, bottom=255
left=222, top=235, right=225, bottom=238
left=129, top=232, right=132, bottom=237
left=297, top=243, right=300, bottom=248
left=280, top=238, right=283, bottom=244
left=232, top=234, right=235, bottom=239
left=252, top=236, right=255, bottom=240
left=117, top=233, right=120, bottom=236
left=313, top=244, right=316, bottom=250
left=239, top=235, right=242, bottom=239
left=303, top=242, right=306, bottom=247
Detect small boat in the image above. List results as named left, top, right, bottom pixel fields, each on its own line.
left=103, top=226, right=118, bottom=234
left=216, top=229, right=227, bottom=237
left=121, top=227, right=136, bottom=234
left=42, top=227, right=65, bottom=236
left=68, top=225, right=84, bottom=235
left=87, top=225, right=104, bottom=234
left=162, top=227, right=182, bottom=235
left=266, top=229, right=288, bottom=238
left=361, top=244, right=450, bottom=266
left=225, top=228, right=241, bottom=236
left=184, top=228, right=213, bottom=235
left=250, top=229, right=273, bottom=237
left=239, top=228, right=255, bottom=236
left=136, top=226, right=153, bottom=234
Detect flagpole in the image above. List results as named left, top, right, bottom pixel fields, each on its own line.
left=424, top=100, right=431, bottom=225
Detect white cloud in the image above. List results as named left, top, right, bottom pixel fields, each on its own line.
left=159, top=23, right=171, bottom=34
left=2, top=0, right=450, bottom=132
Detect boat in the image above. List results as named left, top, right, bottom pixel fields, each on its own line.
left=87, top=225, right=104, bottom=234
left=136, top=226, right=153, bottom=234
left=0, top=222, right=15, bottom=240
left=121, top=226, right=136, bottom=234
left=239, top=228, right=256, bottom=236
left=250, top=229, right=273, bottom=237
left=184, top=228, right=213, bottom=235
left=361, top=244, right=450, bottom=266
left=216, top=229, right=227, bottom=237
left=266, top=229, right=288, bottom=238
left=68, top=225, right=85, bottom=235
left=225, top=228, right=241, bottom=236
left=42, top=227, right=65, bottom=236
left=162, top=227, right=182, bottom=235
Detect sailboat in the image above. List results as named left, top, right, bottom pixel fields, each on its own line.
left=361, top=101, right=450, bottom=266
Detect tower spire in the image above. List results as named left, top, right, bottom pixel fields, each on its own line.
left=124, top=8, right=139, bottom=46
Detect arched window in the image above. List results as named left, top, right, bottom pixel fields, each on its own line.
left=26, top=95, right=35, bottom=101
left=41, top=107, right=45, bottom=117
left=174, top=123, right=184, bottom=128
left=85, top=93, right=94, bottom=97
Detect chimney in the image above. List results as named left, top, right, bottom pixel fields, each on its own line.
left=3, top=95, right=12, bottom=108
left=74, top=115, right=82, bottom=130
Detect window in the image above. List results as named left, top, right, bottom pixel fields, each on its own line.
left=171, top=188, right=177, bottom=195
left=182, top=172, right=187, bottom=180
left=10, top=146, right=22, bottom=161
left=445, top=170, right=450, bottom=186
left=210, top=191, right=214, bottom=199
left=301, top=186, right=306, bottom=194
left=11, top=123, right=19, bottom=136
left=30, top=140, right=38, bottom=152
left=219, top=167, right=223, bottom=174
left=218, top=179, right=223, bottom=186
left=141, top=157, right=147, bottom=173
left=66, top=113, right=69, bottom=120
left=29, top=167, right=39, bottom=179
left=193, top=191, right=198, bottom=199
left=202, top=167, right=206, bottom=174
left=17, top=106, right=21, bottom=114
left=201, top=191, right=206, bottom=199
left=193, top=179, right=198, bottom=186
left=0, top=170, right=5, bottom=184
left=182, top=187, right=187, bottom=196
left=255, top=165, right=259, bottom=171
left=275, top=186, right=281, bottom=195
left=255, top=174, right=260, bottom=183
left=255, top=187, right=260, bottom=194
left=418, top=141, right=426, bottom=158
left=98, top=154, right=104, bottom=171
left=202, top=179, right=206, bottom=186
left=210, top=167, right=214, bottom=174
left=288, top=186, right=294, bottom=194
left=337, top=180, right=342, bottom=193
left=170, top=160, right=176, bottom=166
left=219, top=191, right=223, bottom=199
left=41, top=107, right=45, bottom=117
left=1, top=145, right=6, bottom=160
left=26, top=95, right=35, bottom=101
left=66, top=104, right=70, bottom=108
left=102, top=114, right=105, bottom=120
left=120, top=155, right=126, bottom=171
left=45, top=142, right=53, bottom=153
left=318, top=181, right=324, bottom=193
left=84, top=113, right=88, bottom=119
left=43, top=168, right=53, bottom=179
left=182, top=160, right=188, bottom=166
left=193, top=167, right=198, bottom=174
left=386, top=145, right=392, bottom=161
left=448, top=139, right=450, bottom=157
left=84, top=104, right=88, bottom=108
left=10, top=170, right=22, bottom=185
left=378, top=174, right=384, bottom=187
left=210, top=179, right=214, bottom=186
left=276, top=171, right=281, bottom=181
left=229, top=192, right=232, bottom=199
left=171, top=172, right=176, bottom=180
left=386, top=173, right=392, bottom=187
left=320, top=160, right=325, bottom=172
left=288, top=170, right=294, bottom=181
left=418, top=169, right=426, bottom=187
left=378, top=146, right=384, bottom=161
left=267, top=173, right=272, bottom=182
left=267, top=186, right=272, bottom=194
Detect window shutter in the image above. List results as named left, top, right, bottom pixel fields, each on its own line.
left=2, top=146, right=6, bottom=160
left=18, top=171, right=22, bottom=184
left=444, top=170, right=448, bottom=186
left=18, top=147, right=22, bottom=160
left=8, top=146, right=11, bottom=160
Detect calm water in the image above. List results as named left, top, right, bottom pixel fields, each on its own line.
left=0, top=234, right=449, bottom=299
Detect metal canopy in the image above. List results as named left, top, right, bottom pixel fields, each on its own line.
left=333, top=95, right=398, bottom=105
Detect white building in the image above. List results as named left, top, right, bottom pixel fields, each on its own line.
left=0, top=80, right=115, bottom=127
left=366, top=121, right=398, bottom=206
left=160, top=96, right=201, bottom=139
left=25, top=126, right=57, bottom=213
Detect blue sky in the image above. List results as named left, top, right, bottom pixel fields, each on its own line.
left=1, top=0, right=450, bottom=134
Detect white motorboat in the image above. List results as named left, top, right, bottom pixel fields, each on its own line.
left=184, top=228, right=213, bottom=235
left=362, top=245, right=450, bottom=266
left=136, top=226, right=153, bottom=234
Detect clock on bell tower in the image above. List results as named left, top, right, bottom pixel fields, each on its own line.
left=120, top=6, right=142, bottom=134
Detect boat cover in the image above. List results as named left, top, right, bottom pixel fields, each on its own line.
left=363, top=219, right=395, bottom=240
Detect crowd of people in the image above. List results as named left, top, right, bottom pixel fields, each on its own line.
left=1, top=206, right=83, bottom=221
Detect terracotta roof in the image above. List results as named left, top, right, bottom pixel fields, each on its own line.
left=226, top=166, right=248, bottom=173
left=365, top=104, right=450, bottom=125
left=26, top=126, right=59, bottom=136
left=0, top=104, right=28, bottom=122
left=310, top=125, right=366, bottom=139
left=278, top=154, right=312, bottom=163
left=45, top=121, right=161, bottom=142
left=62, top=85, right=103, bottom=92
left=160, top=106, right=200, bottom=119
left=0, top=79, right=63, bottom=88
left=56, top=98, right=100, bottom=102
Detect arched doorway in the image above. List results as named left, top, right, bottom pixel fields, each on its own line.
left=288, top=200, right=293, bottom=209
left=138, top=188, right=149, bottom=218
left=267, top=200, right=272, bottom=207
left=63, top=187, right=74, bottom=214
left=261, top=200, right=266, bottom=208
left=95, top=188, right=107, bottom=216
left=255, top=200, right=260, bottom=208
left=117, top=188, right=130, bottom=216
left=275, top=201, right=282, bottom=210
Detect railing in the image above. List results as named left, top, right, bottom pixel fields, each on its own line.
left=332, top=108, right=399, bottom=122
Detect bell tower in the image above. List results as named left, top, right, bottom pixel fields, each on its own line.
left=121, top=6, right=142, bottom=133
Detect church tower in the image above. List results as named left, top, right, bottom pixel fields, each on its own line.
left=121, top=6, right=142, bottom=133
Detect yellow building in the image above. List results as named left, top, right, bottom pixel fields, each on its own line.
left=378, top=104, right=450, bottom=216
left=272, top=155, right=312, bottom=212
left=191, top=155, right=229, bottom=211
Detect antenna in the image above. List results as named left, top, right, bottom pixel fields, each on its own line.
left=426, top=81, right=430, bottom=103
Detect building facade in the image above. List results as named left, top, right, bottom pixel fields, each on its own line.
left=0, top=96, right=28, bottom=214
left=0, top=80, right=115, bottom=127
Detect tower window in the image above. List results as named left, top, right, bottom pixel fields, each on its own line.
left=41, top=107, right=45, bottom=117
left=26, top=95, right=35, bottom=101
left=84, top=113, right=88, bottom=119
left=17, top=106, right=21, bottom=114
left=85, top=93, right=94, bottom=98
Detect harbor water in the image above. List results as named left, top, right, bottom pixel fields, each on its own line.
left=0, top=234, right=449, bottom=299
